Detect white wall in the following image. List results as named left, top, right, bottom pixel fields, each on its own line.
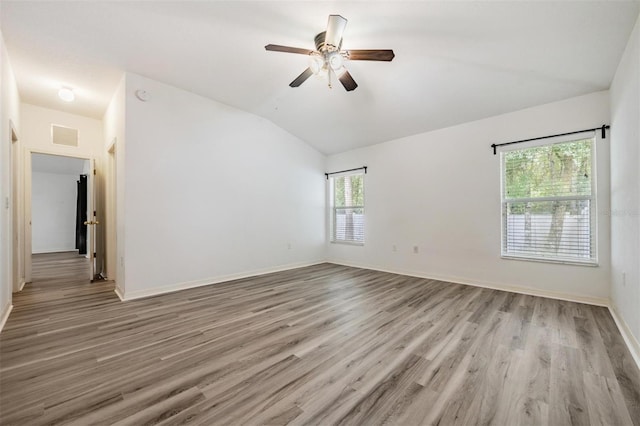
left=20, top=103, right=103, bottom=158
left=0, top=30, right=21, bottom=330
left=31, top=171, right=80, bottom=254
left=120, top=73, right=325, bottom=299
left=610, top=14, right=640, bottom=352
left=327, top=91, right=611, bottom=303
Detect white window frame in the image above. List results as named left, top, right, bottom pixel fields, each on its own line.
left=329, top=171, right=365, bottom=245
left=500, top=134, right=598, bottom=266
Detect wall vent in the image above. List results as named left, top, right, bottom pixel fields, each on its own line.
left=51, top=125, right=78, bottom=147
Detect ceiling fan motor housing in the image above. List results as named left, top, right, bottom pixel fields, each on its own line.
left=314, top=31, right=342, bottom=53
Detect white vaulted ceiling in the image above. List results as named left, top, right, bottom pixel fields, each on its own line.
left=1, top=1, right=638, bottom=154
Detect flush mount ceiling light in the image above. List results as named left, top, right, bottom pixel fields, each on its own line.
left=265, top=15, right=395, bottom=91
left=58, top=87, right=75, bottom=102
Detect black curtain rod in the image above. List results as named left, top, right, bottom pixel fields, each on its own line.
left=491, top=125, right=610, bottom=155
left=325, top=166, right=367, bottom=180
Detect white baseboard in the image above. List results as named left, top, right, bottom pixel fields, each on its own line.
left=12, top=279, right=26, bottom=293
left=32, top=248, right=77, bottom=254
left=0, top=303, right=13, bottom=333
left=114, top=285, right=125, bottom=301
left=120, top=260, right=326, bottom=301
left=608, top=303, right=640, bottom=370
left=327, top=260, right=609, bottom=307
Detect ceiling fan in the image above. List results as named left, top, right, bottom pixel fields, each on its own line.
left=265, top=15, right=395, bottom=92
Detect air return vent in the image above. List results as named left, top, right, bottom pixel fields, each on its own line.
left=51, top=125, right=78, bottom=147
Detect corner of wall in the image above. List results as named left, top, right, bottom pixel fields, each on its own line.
left=609, top=10, right=640, bottom=366
left=609, top=10, right=640, bottom=367
left=102, top=73, right=126, bottom=295
left=0, top=302, right=13, bottom=333
left=0, top=30, right=21, bottom=332
left=114, top=285, right=125, bottom=301
left=609, top=302, right=640, bottom=369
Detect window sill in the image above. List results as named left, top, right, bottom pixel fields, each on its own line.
left=331, top=240, right=364, bottom=247
left=501, top=254, right=598, bottom=267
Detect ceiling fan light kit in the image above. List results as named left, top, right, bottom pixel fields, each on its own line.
left=309, top=54, right=324, bottom=74
left=265, top=14, right=395, bottom=92
left=329, top=53, right=343, bottom=71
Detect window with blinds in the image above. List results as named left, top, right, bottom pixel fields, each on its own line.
left=501, top=137, right=596, bottom=264
left=331, top=173, right=364, bottom=244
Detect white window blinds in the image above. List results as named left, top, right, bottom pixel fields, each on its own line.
left=501, top=137, right=596, bottom=263
left=332, top=173, right=364, bottom=243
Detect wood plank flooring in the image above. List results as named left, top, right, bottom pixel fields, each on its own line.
left=1, top=252, right=639, bottom=425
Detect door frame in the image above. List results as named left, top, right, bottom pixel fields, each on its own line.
left=105, top=138, right=117, bottom=282
left=9, top=120, right=24, bottom=293
left=24, top=148, right=95, bottom=283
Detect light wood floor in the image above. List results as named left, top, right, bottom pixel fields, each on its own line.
left=1, top=253, right=639, bottom=425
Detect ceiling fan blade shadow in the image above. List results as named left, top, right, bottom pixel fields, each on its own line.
left=265, top=44, right=314, bottom=55
left=344, top=50, right=395, bottom=61
left=338, top=70, right=358, bottom=91
left=325, top=15, right=347, bottom=49
left=290, top=68, right=314, bottom=87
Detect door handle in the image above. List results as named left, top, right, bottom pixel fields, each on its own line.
left=84, top=220, right=100, bottom=225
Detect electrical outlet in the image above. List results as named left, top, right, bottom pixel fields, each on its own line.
left=287, top=243, right=292, bottom=250
left=413, top=245, right=419, bottom=254
left=392, top=245, right=397, bottom=252
left=120, top=257, right=124, bottom=267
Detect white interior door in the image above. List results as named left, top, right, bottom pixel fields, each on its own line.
left=88, top=159, right=104, bottom=282
left=87, top=159, right=96, bottom=281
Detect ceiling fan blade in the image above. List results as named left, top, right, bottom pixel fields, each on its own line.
left=344, top=49, right=395, bottom=61
left=289, top=68, right=314, bottom=87
left=265, top=44, right=314, bottom=55
left=338, top=70, right=358, bottom=92
left=325, top=15, right=347, bottom=49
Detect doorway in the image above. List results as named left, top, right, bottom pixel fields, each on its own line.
left=27, top=152, right=98, bottom=284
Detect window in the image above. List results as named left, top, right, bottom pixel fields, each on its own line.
left=331, top=173, right=364, bottom=244
left=501, top=137, right=596, bottom=264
